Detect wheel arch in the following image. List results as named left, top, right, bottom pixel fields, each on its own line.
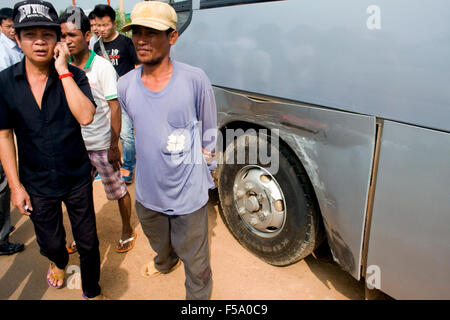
left=216, top=120, right=326, bottom=246
left=213, top=86, right=376, bottom=278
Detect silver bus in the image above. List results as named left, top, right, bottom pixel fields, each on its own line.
left=170, top=0, right=450, bottom=299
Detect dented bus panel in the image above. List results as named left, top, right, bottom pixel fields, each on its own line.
left=213, top=88, right=376, bottom=279
left=171, top=0, right=450, bottom=298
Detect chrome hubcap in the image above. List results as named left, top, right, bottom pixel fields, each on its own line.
left=233, top=165, right=286, bottom=238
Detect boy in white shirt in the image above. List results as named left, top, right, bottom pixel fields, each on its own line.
left=60, top=8, right=136, bottom=253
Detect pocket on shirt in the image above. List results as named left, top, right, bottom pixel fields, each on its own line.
left=161, top=120, right=195, bottom=158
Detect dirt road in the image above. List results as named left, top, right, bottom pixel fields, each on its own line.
left=0, top=181, right=365, bottom=300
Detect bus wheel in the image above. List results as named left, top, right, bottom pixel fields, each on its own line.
left=218, top=132, right=323, bottom=266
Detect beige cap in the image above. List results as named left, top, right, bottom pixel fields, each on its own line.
left=122, top=1, right=177, bottom=32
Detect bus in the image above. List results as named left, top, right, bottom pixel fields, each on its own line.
left=169, top=0, right=450, bottom=299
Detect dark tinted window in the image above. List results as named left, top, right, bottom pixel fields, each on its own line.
left=200, top=0, right=282, bottom=9
left=168, top=0, right=192, bottom=35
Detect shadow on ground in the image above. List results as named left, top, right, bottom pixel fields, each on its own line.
left=64, top=189, right=141, bottom=300
left=0, top=208, right=48, bottom=299
left=213, top=189, right=366, bottom=300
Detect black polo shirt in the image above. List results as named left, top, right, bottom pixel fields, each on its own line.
left=0, top=58, right=96, bottom=197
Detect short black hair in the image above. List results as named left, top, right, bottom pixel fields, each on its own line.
left=0, top=7, right=13, bottom=25
left=92, top=4, right=115, bottom=22
left=88, top=11, right=96, bottom=20
left=59, top=6, right=91, bottom=34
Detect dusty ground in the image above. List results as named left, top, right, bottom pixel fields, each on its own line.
left=0, top=181, right=365, bottom=300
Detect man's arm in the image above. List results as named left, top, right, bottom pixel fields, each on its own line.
left=54, top=42, right=95, bottom=126
left=107, top=99, right=122, bottom=171
left=98, top=58, right=122, bottom=171
left=0, top=129, right=32, bottom=215
left=197, top=74, right=218, bottom=167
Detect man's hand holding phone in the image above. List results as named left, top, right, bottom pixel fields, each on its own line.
left=11, top=184, right=32, bottom=216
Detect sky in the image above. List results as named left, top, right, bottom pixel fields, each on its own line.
left=0, top=0, right=145, bottom=14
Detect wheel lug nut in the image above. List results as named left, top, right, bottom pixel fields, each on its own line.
left=274, top=200, right=284, bottom=212
left=245, top=183, right=254, bottom=191
left=236, top=190, right=245, bottom=198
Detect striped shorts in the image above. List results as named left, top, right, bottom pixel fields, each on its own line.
left=88, top=150, right=128, bottom=201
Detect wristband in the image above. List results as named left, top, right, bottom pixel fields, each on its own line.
left=58, top=72, right=74, bottom=80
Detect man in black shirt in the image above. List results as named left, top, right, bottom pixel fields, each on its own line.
left=93, top=4, right=138, bottom=184
left=0, top=7, right=24, bottom=256
left=93, top=5, right=138, bottom=77
left=0, top=1, right=104, bottom=299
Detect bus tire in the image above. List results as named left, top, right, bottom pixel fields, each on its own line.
left=218, top=131, right=323, bottom=266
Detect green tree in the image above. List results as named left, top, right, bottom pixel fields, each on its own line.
left=115, top=9, right=131, bottom=36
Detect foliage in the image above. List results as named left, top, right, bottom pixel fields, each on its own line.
left=115, top=9, right=131, bottom=37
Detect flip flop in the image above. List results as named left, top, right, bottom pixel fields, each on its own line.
left=116, top=231, right=137, bottom=253
left=141, top=259, right=182, bottom=278
left=67, top=241, right=77, bottom=254
left=46, top=263, right=64, bottom=289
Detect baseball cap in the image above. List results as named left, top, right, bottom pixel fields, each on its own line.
left=122, top=1, right=177, bottom=33
left=13, top=0, right=59, bottom=30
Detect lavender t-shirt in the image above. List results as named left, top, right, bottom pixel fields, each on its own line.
left=118, top=60, right=217, bottom=215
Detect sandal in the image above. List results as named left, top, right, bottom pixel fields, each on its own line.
left=67, top=241, right=77, bottom=254
left=46, top=262, right=65, bottom=289
left=141, top=259, right=182, bottom=278
left=116, top=231, right=137, bottom=253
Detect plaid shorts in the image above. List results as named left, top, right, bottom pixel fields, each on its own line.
left=88, top=150, right=128, bottom=201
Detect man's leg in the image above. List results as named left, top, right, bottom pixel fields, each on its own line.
left=0, top=187, right=12, bottom=242
left=64, top=182, right=101, bottom=298
left=0, top=187, right=24, bottom=255
left=135, top=200, right=179, bottom=272
left=88, top=150, right=134, bottom=250
left=28, top=193, right=67, bottom=286
left=170, top=205, right=212, bottom=300
left=120, top=109, right=136, bottom=183
left=117, top=192, right=133, bottom=242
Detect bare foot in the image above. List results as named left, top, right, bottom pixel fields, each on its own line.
left=116, top=231, right=136, bottom=253
left=47, top=263, right=64, bottom=288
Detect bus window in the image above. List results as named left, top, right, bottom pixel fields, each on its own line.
left=200, top=0, right=284, bottom=9
left=168, top=0, right=193, bottom=35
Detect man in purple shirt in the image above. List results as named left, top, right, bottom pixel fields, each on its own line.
left=118, top=1, right=217, bottom=300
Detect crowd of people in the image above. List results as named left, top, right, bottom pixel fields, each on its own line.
left=0, top=0, right=217, bottom=300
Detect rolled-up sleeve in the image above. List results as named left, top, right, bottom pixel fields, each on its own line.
left=71, top=66, right=97, bottom=108
left=100, top=60, right=118, bottom=101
